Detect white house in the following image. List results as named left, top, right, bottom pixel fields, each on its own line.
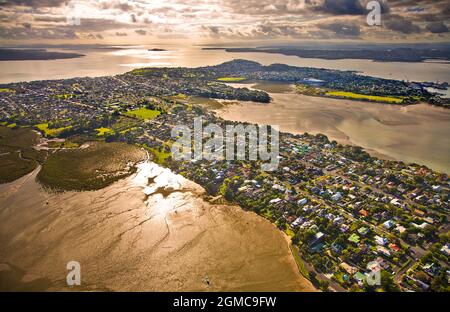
left=331, top=192, right=342, bottom=202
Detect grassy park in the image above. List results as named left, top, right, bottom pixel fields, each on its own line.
left=125, top=108, right=161, bottom=120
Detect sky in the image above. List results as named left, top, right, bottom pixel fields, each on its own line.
left=0, top=0, right=449, bottom=45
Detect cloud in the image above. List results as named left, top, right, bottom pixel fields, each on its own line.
left=70, top=18, right=135, bottom=32
left=315, top=0, right=389, bottom=15
left=134, top=29, right=146, bottom=35
left=204, top=25, right=220, bottom=34
left=320, top=0, right=365, bottom=15
left=253, top=23, right=304, bottom=38
left=384, top=14, right=421, bottom=34
left=426, top=22, right=448, bottom=33
left=100, top=1, right=133, bottom=11
left=0, top=0, right=66, bottom=7
left=318, top=21, right=361, bottom=37
left=33, top=16, right=67, bottom=23
left=0, top=25, right=78, bottom=39
left=0, top=0, right=448, bottom=42
left=116, top=31, right=127, bottom=36
left=201, top=21, right=362, bottom=40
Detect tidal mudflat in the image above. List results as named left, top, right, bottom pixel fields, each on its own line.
left=0, top=162, right=314, bottom=292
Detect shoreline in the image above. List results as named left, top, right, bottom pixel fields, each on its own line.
left=213, top=87, right=450, bottom=174
left=0, top=161, right=315, bottom=292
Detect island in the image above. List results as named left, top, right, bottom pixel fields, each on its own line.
left=148, top=48, right=167, bottom=52
left=0, top=48, right=85, bottom=61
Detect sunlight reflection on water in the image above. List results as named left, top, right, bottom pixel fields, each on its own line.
left=133, top=162, right=187, bottom=215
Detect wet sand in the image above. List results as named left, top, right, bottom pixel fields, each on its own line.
left=216, top=91, right=450, bottom=174
left=0, top=162, right=314, bottom=292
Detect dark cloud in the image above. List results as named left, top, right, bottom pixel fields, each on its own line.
left=143, top=17, right=153, bottom=24
left=100, top=1, right=133, bottom=11
left=81, top=32, right=107, bottom=40
left=202, top=20, right=363, bottom=40
left=205, top=25, right=220, bottom=34
left=320, top=0, right=365, bottom=15
left=134, top=29, right=146, bottom=35
left=316, top=0, right=389, bottom=15
left=203, top=23, right=273, bottom=39
left=444, top=3, right=450, bottom=15
left=384, top=14, right=421, bottom=34
left=33, top=16, right=67, bottom=23
left=0, top=0, right=65, bottom=7
left=223, top=0, right=390, bottom=17
left=250, top=23, right=304, bottom=38
left=426, top=21, right=449, bottom=33
left=223, top=0, right=310, bottom=15
left=0, top=0, right=448, bottom=42
left=0, top=25, right=78, bottom=39
left=203, top=22, right=307, bottom=40
left=70, top=18, right=134, bottom=32
left=116, top=32, right=127, bottom=36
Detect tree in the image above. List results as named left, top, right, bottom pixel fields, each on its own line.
left=319, top=280, right=330, bottom=292
left=224, top=187, right=234, bottom=201
left=380, top=271, right=400, bottom=292
left=422, top=225, right=437, bottom=240
left=304, top=229, right=316, bottom=242
left=414, top=175, right=424, bottom=184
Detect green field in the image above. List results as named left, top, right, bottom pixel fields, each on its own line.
left=125, top=108, right=161, bottom=120
left=325, top=91, right=404, bottom=104
left=119, top=127, right=137, bottom=135
left=55, top=94, right=76, bottom=100
left=217, top=77, right=246, bottom=82
left=95, top=127, right=115, bottom=136
left=149, top=146, right=172, bottom=164
left=295, top=84, right=324, bottom=96
left=130, top=68, right=150, bottom=76
left=172, top=93, right=188, bottom=100
left=47, top=140, right=80, bottom=149
left=36, top=123, right=72, bottom=137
